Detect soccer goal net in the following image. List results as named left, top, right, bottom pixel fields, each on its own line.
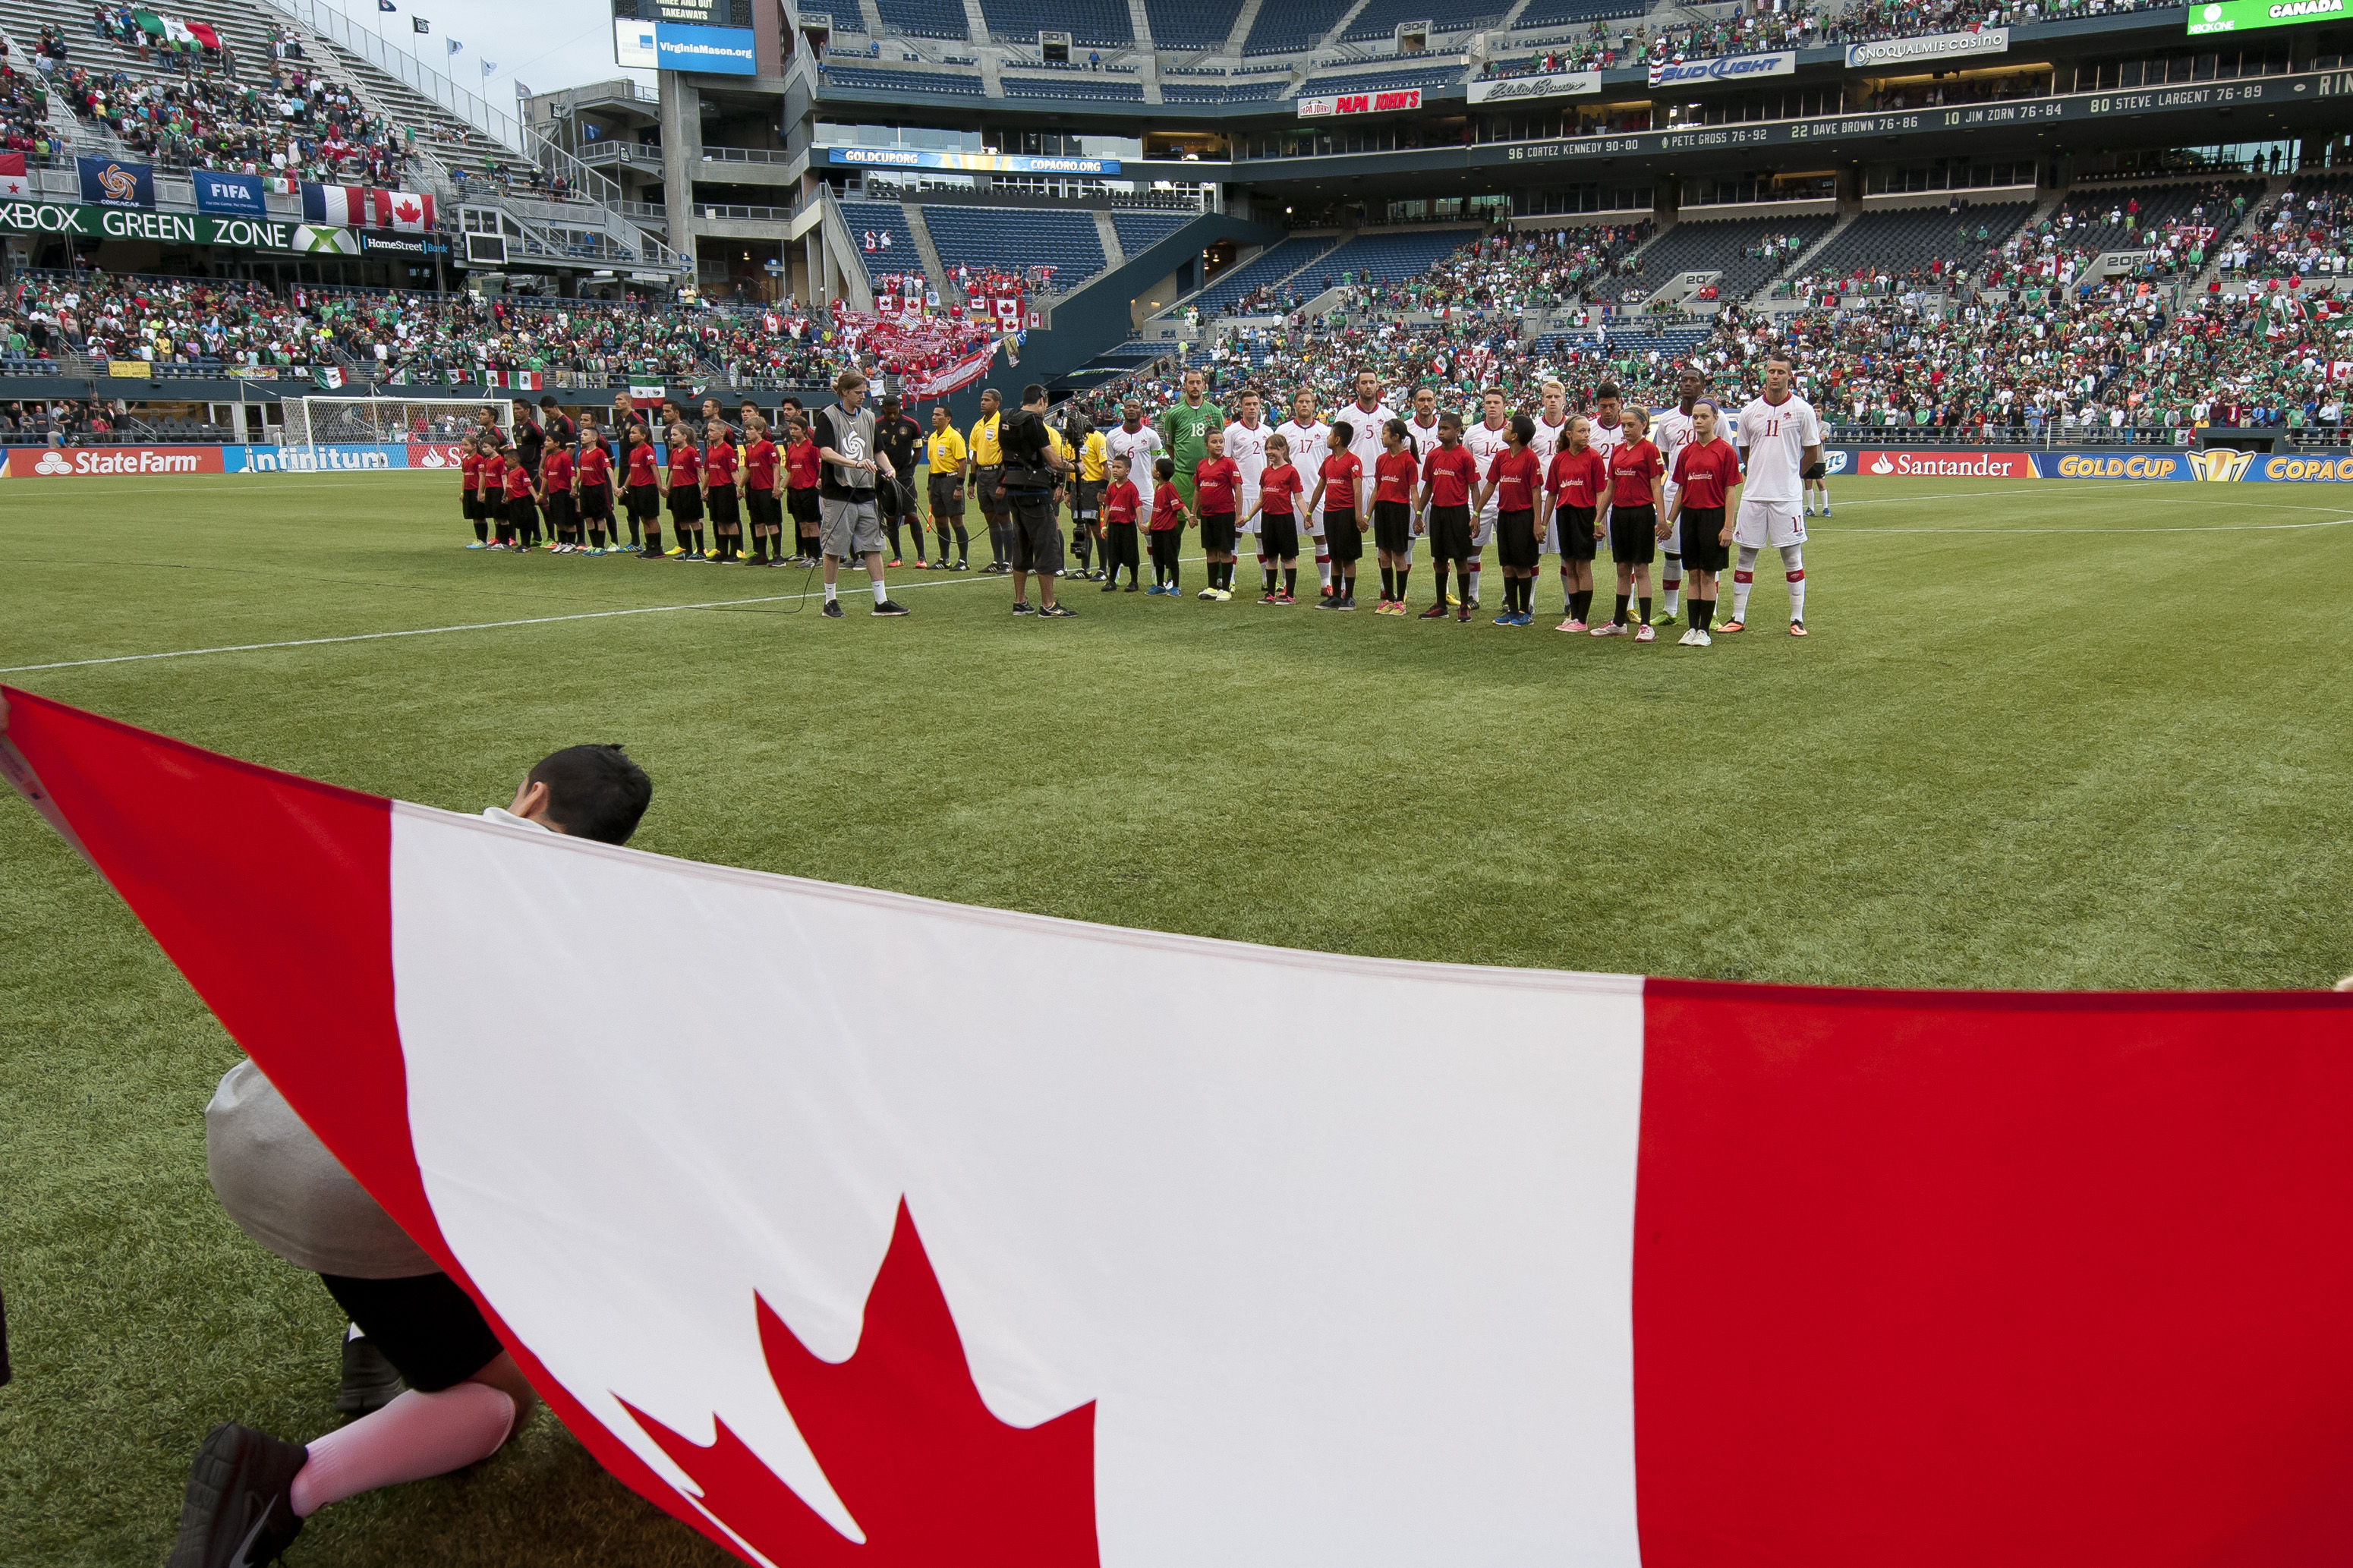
left=281, top=397, right=514, bottom=460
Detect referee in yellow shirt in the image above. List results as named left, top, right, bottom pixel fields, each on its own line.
left=969, top=389, right=1008, bottom=574
left=925, top=405, right=969, bottom=570
left=1067, top=411, right=1110, bottom=580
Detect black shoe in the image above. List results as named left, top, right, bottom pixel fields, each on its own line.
left=821, top=600, right=844, bottom=619
left=1338, top=596, right=1356, bottom=610
left=1038, top=603, right=1076, bottom=619
left=335, top=1333, right=404, bottom=1416
left=1011, top=600, right=1034, bottom=614
left=1125, top=581, right=1140, bottom=592
left=871, top=600, right=910, bottom=616
left=167, top=1423, right=307, bottom=1568
left=1100, top=579, right=1118, bottom=592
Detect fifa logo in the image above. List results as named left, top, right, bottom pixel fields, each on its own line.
left=97, top=163, right=140, bottom=203
left=2184, top=449, right=2255, bottom=482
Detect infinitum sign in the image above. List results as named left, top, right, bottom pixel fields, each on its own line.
left=2187, top=0, right=2345, bottom=34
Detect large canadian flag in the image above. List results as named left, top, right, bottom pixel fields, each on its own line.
left=6, top=685, right=2353, bottom=1568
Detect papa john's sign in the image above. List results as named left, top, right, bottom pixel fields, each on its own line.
left=1298, top=87, right=1424, bottom=118
left=5, top=446, right=225, bottom=477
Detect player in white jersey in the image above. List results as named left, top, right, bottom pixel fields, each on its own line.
left=1104, top=399, right=1164, bottom=511
left=1647, top=370, right=1706, bottom=626
left=1341, top=369, right=1398, bottom=575
left=1526, top=381, right=1574, bottom=618
left=1725, top=352, right=1823, bottom=637
left=1460, top=387, right=1514, bottom=612
left=1224, top=389, right=1271, bottom=574
left=1396, top=386, right=1445, bottom=587
left=1275, top=388, right=1334, bottom=596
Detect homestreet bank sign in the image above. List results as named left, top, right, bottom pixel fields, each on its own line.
left=0, top=200, right=322, bottom=253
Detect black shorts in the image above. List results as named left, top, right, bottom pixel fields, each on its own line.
left=1611, top=504, right=1658, bottom=565
left=1007, top=489, right=1061, bottom=574
left=1680, top=507, right=1729, bottom=572
left=787, top=486, right=820, bottom=526
left=1073, top=480, right=1102, bottom=519
left=320, top=1271, right=503, bottom=1393
left=1373, top=499, right=1413, bottom=555
left=506, top=494, right=537, bottom=527
left=1496, top=508, right=1538, bottom=569
left=463, top=493, right=482, bottom=522
left=1558, top=503, right=1598, bottom=562
left=626, top=482, right=660, bottom=520
left=1325, top=508, right=1363, bottom=562
left=748, top=490, right=781, bottom=528
left=543, top=493, right=575, bottom=531
left=972, top=464, right=1004, bottom=512
left=1426, top=503, right=1473, bottom=563
left=1258, top=512, right=1299, bottom=560
left=929, top=475, right=965, bottom=518
left=668, top=486, right=703, bottom=523
left=578, top=481, right=612, bottom=521
left=707, top=486, right=740, bottom=525
left=1199, top=511, right=1237, bottom=554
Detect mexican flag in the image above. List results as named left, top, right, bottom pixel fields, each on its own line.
left=5, top=689, right=2352, bottom=1568
left=313, top=365, right=345, bottom=389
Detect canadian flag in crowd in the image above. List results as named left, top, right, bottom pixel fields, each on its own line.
left=6, top=688, right=2353, bottom=1568
left=0, top=151, right=27, bottom=199
left=301, top=183, right=436, bottom=231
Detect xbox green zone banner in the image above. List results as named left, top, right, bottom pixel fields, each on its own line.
left=0, top=200, right=354, bottom=254
left=2188, top=0, right=2345, bottom=33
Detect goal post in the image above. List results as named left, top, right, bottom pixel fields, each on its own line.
left=281, top=396, right=515, bottom=464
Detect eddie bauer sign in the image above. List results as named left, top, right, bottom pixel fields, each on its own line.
left=0, top=200, right=335, bottom=253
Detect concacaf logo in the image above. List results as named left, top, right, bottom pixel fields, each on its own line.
left=2185, top=449, right=2256, bottom=482
left=97, top=163, right=140, bottom=203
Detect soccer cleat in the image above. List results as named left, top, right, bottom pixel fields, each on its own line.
left=1494, top=612, right=1517, bottom=626
left=1457, top=608, right=1472, bottom=623
left=1101, top=579, right=1120, bottom=593
left=886, top=558, right=903, bottom=568
left=465, top=541, right=487, bottom=550
left=1419, top=603, right=1451, bottom=619
left=335, top=1333, right=405, bottom=1416
left=1211, top=588, right=1233, bottom=603
left=1465, top=597, right=1480, bottom=612
left=1590, top=622, right=1627, bottom=637
left=165, top=1422, right=307, bottom=1568
left=1635, top=624, right=1655, bottom=643
left=1276, top=591, right=1296, bottom=605
left=1651, top=608, right=1677, bottom=627
left=1790, top=621, right=1809, bottom=637
left=1125, top=581, right=1139, bottom=592
left=1718, top=618, right=1746, bottom=633
left=1445, top=587, right=1460, bottom=606
left=1555, top=618, right=1584, bottom=633
left=1821, top=506, right=1832, bottom=517
left=1694, top=630, right=1713, bottom=647
left=664, top=546, right=685, bottom=556
left=821, top=600, right=844, bottom=619
left=1260, top=592, right=1280, bottom=605
left=1198, top=587, right=1217, bottom=600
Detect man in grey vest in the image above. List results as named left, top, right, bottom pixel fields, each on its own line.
left=816, top=370, right=910, bottom=619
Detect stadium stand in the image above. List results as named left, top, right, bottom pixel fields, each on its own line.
left=1300, top=228, right=1482, bottom=288
left=820, top=63, right=986, bottom=94
left=1179, top=235, right=1344, bottom=315
left=1619, top=216, right=1836, bottom=301
left=1240, top=0, right=1353, bottom=55
left=2225, top=175, right=2353, bottom=279
left=922, top=204, right=1109, bottom=288
left=1510, top=0, right=1649, bottom=24
left=874, top=0, right=975, bottom=40
left=2055, top=180, right=2263, bottom=253
left=1144, top=0, right=1245, bottom=49
left=1298, top=65, right=1467, bottom=98
left=1526, top=324, right=1712, bottom=362
left=838, top=201, right=925, bottom=285
left=1001, top=74, right=1146, bottom=99
left=1343, top=0, right=1502, bottom=41
left=980, top=0, right=1133, bottom=48
left=1795, top=204, right=2033, bottom=294
left=1113, top=209, right=1197, bottom=257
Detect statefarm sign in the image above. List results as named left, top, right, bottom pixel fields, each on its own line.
left=5, top=446, right=223, bottom=477
left=1297, top=87, right=1425, bottom=118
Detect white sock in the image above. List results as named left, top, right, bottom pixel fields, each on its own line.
left=871, top=576, right=889, bottom=604
left=824, top=581, right=837, bottom=603
left=290, top=1384, right=515, bottom=1518
left=1316, top=552, right=1331, bottom=588
left=1733, top=547, right=1758, bottom=621
left=1662, top=558, right=1680, bottom=615
left=1781, top=544, right=1805, bottom=622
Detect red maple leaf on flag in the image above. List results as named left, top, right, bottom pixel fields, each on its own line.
left=395, top=198, right=421, bottom=224
left=622, top=1200, right=1099, bottom=1568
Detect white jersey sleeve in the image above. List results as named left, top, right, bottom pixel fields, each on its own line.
left=1735, top=395, right=1819, bottom=505
left=1344, top=405, right=1394, bottom=490
left=1106, top=425, right=1162, bottom=505
left=1280, top=420, right=1332, bottom=522
left=1224, top=420, right=1270, bottom=513
left=1651, top=408, right=1696, bottom=493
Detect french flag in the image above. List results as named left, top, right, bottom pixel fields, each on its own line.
left=5, top=686, right=2353, bottom=1568
left=301, top=184, right=434, bottom=231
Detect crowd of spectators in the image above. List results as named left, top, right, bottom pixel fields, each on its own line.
left=52, top=59, right=420, bottom=187
left=2, top=55, right=57, bottom=161
left=2220, top=183, right=2353, bottom=282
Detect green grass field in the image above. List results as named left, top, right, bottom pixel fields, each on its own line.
left=3, top=468, right=2351, bottom=1564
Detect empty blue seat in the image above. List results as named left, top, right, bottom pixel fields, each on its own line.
left=838, top=201, right=925, bottom=285
left=1114, top=209, right=1195, bottom=257
left=1145, top=0, right=1243, bottom=49
left=1303, top=228, right=1479, bottom=288
left=924, top=206, right=1110, bottom=289
left=822, top=64, right=984, bottom=94
left=874, top=0, right=972, bottom=39
left=1240, top=0, right=1351, bottom=54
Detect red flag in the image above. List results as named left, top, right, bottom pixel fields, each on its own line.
left=7, top=688, right=2353, bottom=1568
left=0, top=151, right=27, bottom=199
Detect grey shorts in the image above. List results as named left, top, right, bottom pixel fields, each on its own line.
left=819, top=493, right=884, bottom=558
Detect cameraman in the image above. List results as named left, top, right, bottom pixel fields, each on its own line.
left=997, top=383, right=1075, bottom=618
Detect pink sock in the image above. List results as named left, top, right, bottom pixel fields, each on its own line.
left=290, top=1383, right=516, bottom=1517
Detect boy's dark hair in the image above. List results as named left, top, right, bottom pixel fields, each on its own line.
left=1596, top=382, right=1623, bottom=403
left=527, top=745, right=651, bottom=845
left=1154, top=455, right=1175, bottom=480
left=1510, top=413, right=1536, bottom=444
left=1331, top=419, right=1355, bottom=446
left=1438, top=410, right=1463, bottom=429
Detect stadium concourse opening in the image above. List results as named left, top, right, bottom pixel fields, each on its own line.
left=6, top=0, right=2353, bottom=1562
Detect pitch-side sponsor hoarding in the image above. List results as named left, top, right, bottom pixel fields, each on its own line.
left=1844, top=27, right=2010, bottom=68
left=1298, top=87, right=1425, bottom=118
left=1466, top=71, right=1603, bottom=104
left=2188, top=0, right=2345, bottom=36
left=1820, top=446, right=2353, bottom=481
left=5, top=446, right=223, bottom=477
